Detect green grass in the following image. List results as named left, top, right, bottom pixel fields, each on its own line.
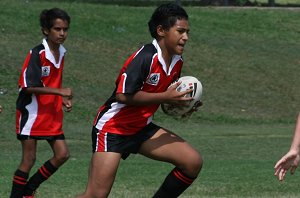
left=1, top=0, right=300, bottom=197
left=245, top=0, right=300, bottom=5
left=31, top=0, right=300, bottom=6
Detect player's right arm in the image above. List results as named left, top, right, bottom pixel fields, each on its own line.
left=25, top=87, right=73, bottom=112
left=116, top=81, right=192, bottom=106
left=24, top=87, right=72, bottom=98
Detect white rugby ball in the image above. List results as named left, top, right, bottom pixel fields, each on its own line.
left=161, top=76, right=203, bottom=117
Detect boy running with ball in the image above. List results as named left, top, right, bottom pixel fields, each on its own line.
left=78, top=3, right=202, bottom=198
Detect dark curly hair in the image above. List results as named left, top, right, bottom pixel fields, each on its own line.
left=148, top=3, right=188, bottom=39
left=40, top=8, right=70, bottom=36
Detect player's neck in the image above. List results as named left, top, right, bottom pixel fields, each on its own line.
left=47, top=40, right=59, bottom=50
left=160, top=49, right=171, bottom=68
left=47, top=41, right=60, bottom=64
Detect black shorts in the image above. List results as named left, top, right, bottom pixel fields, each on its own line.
left=17, top=134, right=65, bottom=143
left=92, top=122, right=161, bottom=160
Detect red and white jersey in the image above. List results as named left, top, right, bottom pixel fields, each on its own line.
left=94, top=39, right=183, bottom=135
left=16, top=39, right=67, bottom=136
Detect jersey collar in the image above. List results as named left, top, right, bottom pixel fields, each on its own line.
left=152, top=39, right=182, bottom=76
left=42, top=38, right=66, bottom=68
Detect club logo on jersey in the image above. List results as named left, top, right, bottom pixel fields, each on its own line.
left=146, top=73, right=160, bottom=86
left=41, top=66, right=50, bottom=77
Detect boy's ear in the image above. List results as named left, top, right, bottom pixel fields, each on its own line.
left=41, top=28, right=49, bottom=36
left=157, top=25, right=166, bottom=37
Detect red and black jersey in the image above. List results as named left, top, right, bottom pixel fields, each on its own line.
left=94, top=39, right=183, bottom=135
left=16, top=39, right=67, bottom=136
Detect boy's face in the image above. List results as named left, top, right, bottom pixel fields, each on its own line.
left=43, top=18, right=69, bottom=46
left=161, top=19, right=189, bottom=56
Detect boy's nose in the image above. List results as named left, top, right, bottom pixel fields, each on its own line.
left=60, top=30, right=66, bottom=35
left=183, top=33, right=188, bottom=41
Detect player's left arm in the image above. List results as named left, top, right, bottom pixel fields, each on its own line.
left=274, top=113, right=300, bottom=181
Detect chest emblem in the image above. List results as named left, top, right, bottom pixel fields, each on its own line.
left=146, top=73, right=160, bottom=86
left=41, top=66, right=50, bottom=77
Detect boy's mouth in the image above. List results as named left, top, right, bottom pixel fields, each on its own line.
left=178, top=43, right=185, bottom=49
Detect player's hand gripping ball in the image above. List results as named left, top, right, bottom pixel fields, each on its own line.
left=161, top=76, right=203, bottom=117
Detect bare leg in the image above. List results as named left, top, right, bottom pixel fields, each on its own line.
left=139, top=128, right=202, bottom=197
left=10, top=140, right=37, bottom=198
left=19, top=139, right=38, bottom=172
left=139, top=128, right=202, bottom=177
left=48, top=139, right=70, bottom=167
left=77, top=152, right=122, bottom=198
left=22, top=139, right=69, bottom=196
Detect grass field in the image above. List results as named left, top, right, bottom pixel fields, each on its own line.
left=1, top=0, right=300, bottom=197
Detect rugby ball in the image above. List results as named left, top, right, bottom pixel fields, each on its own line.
left=161, top=76, right=203, bottom=117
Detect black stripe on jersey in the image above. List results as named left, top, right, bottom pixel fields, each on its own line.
left=93, top=44, right=157, bottom=125
left=25, top=44, right=44, bottom=87
left=16, top=90, right=31, bottom=132
left=123, top=44, right=157, bottom=94
left=93, top=88, right=117, bottom=125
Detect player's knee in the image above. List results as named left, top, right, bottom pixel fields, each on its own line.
left=194, top=153, right=203, bottom=175
left=183, top=152, right=203, bottom=177
left=60, top=149, right=70, bottom=162
left=21, top=152, right=36, bottom=169
left=54, top=149, right=70, bottom=164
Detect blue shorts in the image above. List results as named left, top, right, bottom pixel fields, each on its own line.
left=92, top=122, right=161, bottom=159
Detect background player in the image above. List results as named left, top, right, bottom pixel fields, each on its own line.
left=275, top=113, right=300, bottom=181
left=77, top=3, right=202, bottom=198
left=10, top=8, right=72, bottom=198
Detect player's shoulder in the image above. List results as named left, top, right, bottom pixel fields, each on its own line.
left=31, top=43, right=45, bottom=54
left=137, top=43, right=157, bottom=58
left=131, top=43, right=157, bottom=66
left=143, top=43, right=157, bottom=53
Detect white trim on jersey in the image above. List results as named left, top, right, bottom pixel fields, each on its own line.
left=148, top=53, right=156, bottom=78
left=39, top=49, right=45, bottom=55
left=23, top=68, right=28, bottom=87
left=42, top=38, right=66, bottom=69
left=121, top=73, right=127, bottom=93
left=95, top=102, right=126, bottom=131
left=133, top=45, right=144, bottom=59
left=21, top=95, right=38, bottom=135
left=152, top=39, right=181, bottom=76
left=147, top=116, right=152, bottom=125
